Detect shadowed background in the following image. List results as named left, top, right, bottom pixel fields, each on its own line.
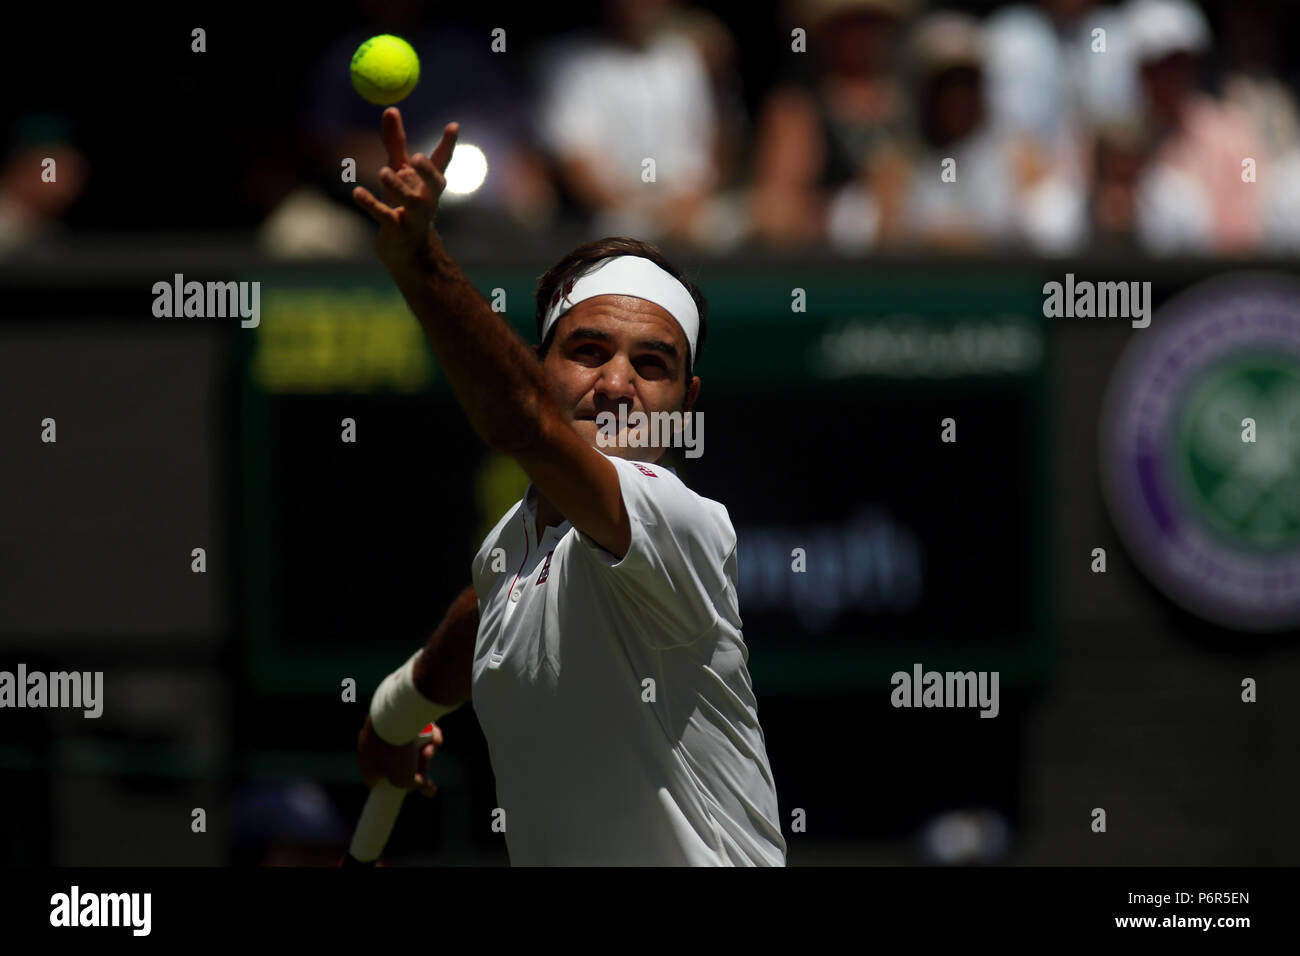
left=1, top=0, right=1297, bottom=865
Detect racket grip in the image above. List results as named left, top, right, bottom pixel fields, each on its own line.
left=349, top=779, right=407, bottom=863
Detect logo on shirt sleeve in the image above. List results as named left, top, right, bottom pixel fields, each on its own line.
left=634, top=464, right=658, bottom=478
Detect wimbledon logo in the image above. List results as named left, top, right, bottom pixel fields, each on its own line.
left=1099, top=273, right=1300, bottom=632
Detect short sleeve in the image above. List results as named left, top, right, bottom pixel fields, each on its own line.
left=570, top=457, right=734, bottom=647
left=471, top=544, right=487, bottom=604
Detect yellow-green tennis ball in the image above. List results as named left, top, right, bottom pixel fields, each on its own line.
left=350, top=35, right=420, bottom=106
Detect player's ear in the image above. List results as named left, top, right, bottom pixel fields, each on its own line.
left=683, top=376, right=700, bottom=413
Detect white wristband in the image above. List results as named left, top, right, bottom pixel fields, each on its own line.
left=369, top=650, right=461, bottom=745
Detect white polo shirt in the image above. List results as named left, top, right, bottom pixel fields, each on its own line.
left=469, top=452, right=786, bottom=866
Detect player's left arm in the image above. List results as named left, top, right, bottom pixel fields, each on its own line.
left=353, top=108, right=631, bottom=558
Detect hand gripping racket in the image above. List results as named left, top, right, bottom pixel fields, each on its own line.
left=341, top=722, right=437, bottom=866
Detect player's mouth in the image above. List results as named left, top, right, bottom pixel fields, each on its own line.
left=576, top=408, right=641, bottom=423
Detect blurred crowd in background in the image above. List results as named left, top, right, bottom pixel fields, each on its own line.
left=3, top=0, right=1299, bottom=258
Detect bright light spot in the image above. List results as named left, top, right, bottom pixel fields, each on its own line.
left=443, top=143, right=487, bottom=196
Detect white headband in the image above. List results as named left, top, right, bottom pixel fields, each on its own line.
left=541, top=255, right=700, bottom=365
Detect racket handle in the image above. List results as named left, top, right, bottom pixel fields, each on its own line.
left=348, top=779, right=407, bottom=864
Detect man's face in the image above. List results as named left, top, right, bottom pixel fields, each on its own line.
left=540, top=294, right=700, bottom=462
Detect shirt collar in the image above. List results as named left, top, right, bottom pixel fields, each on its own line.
left=522, top=483, right=570, bottom=549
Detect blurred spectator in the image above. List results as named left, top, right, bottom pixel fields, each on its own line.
left=657, top=5, right=753, bottom=249
left=1127, top=0, right=1263, bottom=254
left=247, top=127, right=374, bottom=260
left=894, top=11, right=1091, bottom=254
left=984, top=0, right=1140, bottom=153
left=1216, top=0, right=1298, bottom=156
left=0, top=115, right=88, bottom=257
left=750, top=0, right=915, bottom=248
left=257, top=1, right=556, bottom=258
left=231, top=780, right=348, bottom=866
left=981, top=0, right=1141, bottom=254
left=1213, top=0, right=1300, bottom=251
left=1088, top=121, right=1149, bottom=252
left=659, top=6, right=747, bottom=187
left=897, top=12, right=1019, bottom=250
left=534, top=0, right=728, bottom=246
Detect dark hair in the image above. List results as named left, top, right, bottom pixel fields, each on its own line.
left=533, top=236, right=709, bottom=381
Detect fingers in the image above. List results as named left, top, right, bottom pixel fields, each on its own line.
left=382, top=107, right=410, bottom=170
left=410, top=153, right=445, bottom=196
left=414, top=740, right=437, bottom=796
left=379, top=164, right=431, bottom=210
left=429, top=122, right=459, bottom=175
left=352, top=185, right=396, bottom=224
left=363, top=726, right=441, bottom=794
left=376, top=166, right=407, bottom=208
left=416, top=741, right=437, bottom=775
left=413, top=773, right=437, bottom=798
left=414, top=738, right=439, bottom=796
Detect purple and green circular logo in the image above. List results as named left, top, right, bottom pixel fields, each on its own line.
left=1100, top=273, right=1300, bottom=632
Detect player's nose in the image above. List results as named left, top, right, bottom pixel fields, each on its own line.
left=594, top=354, right=638, bottom=398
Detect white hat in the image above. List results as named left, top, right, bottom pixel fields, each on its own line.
left=1127, top=0, right=1210, bottom=63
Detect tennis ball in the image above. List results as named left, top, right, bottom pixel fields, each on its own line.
left=350, top=35, right=420, bottom=106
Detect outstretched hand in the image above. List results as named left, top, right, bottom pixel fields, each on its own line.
left=352, top=107, right=459, bottom=264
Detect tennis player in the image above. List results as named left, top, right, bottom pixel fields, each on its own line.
left=352, top=108, right=785, bottom=866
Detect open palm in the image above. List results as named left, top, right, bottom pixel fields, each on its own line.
left=353, top=107, right=459, bottom=262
